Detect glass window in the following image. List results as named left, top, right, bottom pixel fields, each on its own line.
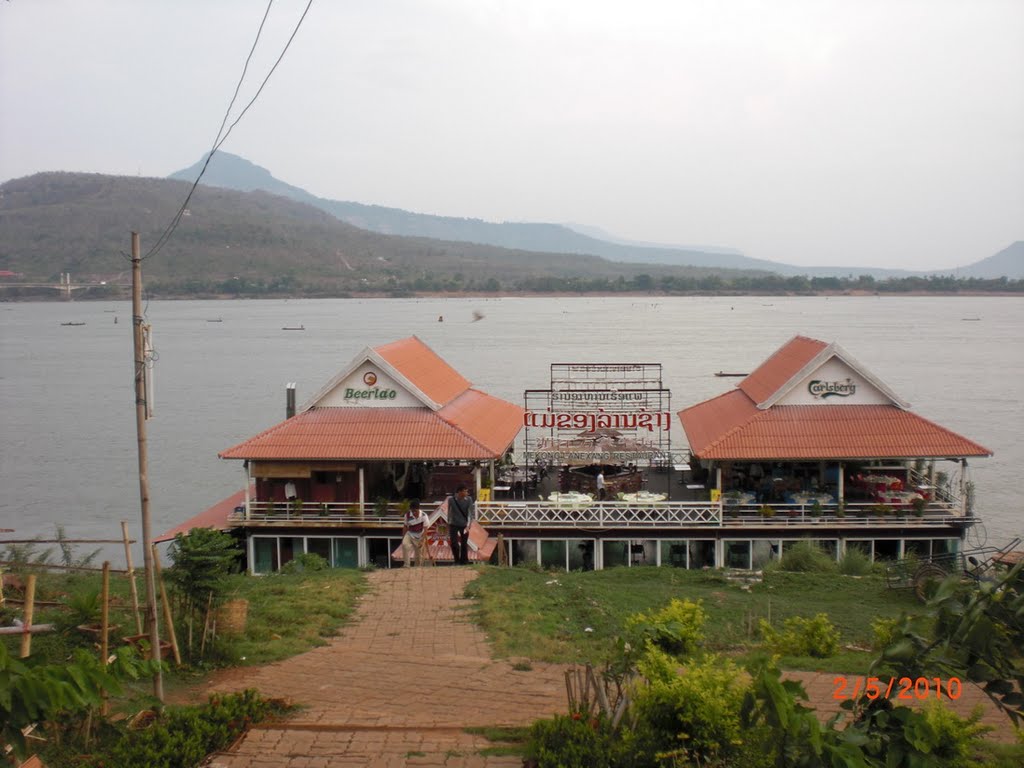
left=366, top=537, right=396, bottom=568
left=904, top=540, right=931, bottom=559
left=751, top=540, right=774, bottom=569
left=332, top=538, right=359, bottom=568
left=569, top=540, right=595, bottom=571
left=688, top=540, right=715, bottom=569
left=931, top=539, right=958, bottom=558
left=630, top=540, right=656, bottom=566
left=280, top=537, right=305, bottom=567
left=541, top=540, right=567, bottom=570
left=511, top=539, right=537, bottom=567
left=874, top=540, right=900, bottom=561
left=661, top=540, right=687, bottom=568
left=306, top=537, right=331, bottom=562
left=252, top=537, right=278, bottom=574
left=602, top=540, right=629, bottom=569
left=725, top=541, right=751, bottom=569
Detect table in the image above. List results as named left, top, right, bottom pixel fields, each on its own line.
left=861, top=474, right=902, bottom=490
left=787, top=492, right=835, bottom=506
left=618, top=491, right=668, bottom=502
left=547, top=492, right=593, bottom=506
left=722, top=492, right=756, bottom=505
left=876, top=491, right=923, bottom=506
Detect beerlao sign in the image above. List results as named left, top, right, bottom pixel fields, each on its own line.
left=344, top=370, right=398, bottom=401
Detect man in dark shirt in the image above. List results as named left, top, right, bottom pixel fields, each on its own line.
left=448, top=484, right=474, bottom=565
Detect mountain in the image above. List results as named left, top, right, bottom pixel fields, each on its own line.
left=172, top=153, right=1022, bottom=279
left=0, top=172, right=754, bottom=296
left=170, top=153, right=787, bottom=272
left=951, top=241, right=1024, bottom=279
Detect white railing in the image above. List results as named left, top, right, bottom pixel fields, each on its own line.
left=227, top=499, right=971, bottom=530
left=476, top=501, right=721, bottom=528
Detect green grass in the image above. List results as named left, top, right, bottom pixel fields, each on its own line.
left=464, top=566, right=920, bottom=672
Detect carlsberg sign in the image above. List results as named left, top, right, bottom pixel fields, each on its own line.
left=808, top=378, right=857, bottom=399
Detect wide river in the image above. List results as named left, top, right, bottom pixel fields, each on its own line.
left=1, top=296, right=1021, bottom=564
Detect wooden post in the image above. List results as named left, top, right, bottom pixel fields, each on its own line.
left=497, top=533, right=507, bottom=566
left=132, top=232, right=163, bottom=700
left=101, top=561, right=110, bottom=716
left=122, top=521, right=143, bottom=635
left=20, top=574, right=36, bottom=658
left=151, top=545, right=182, bottom=666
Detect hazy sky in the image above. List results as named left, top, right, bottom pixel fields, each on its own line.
left=2, top=1, right=1022, bottom=270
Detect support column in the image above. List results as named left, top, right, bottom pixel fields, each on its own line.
left=358, top=466, right=365, bottom=514
left=838, top=462, right=845, bottom=506
left=244, top=463, right=251, bottom=520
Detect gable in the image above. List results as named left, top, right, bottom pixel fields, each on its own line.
left=315, top=360, right=426, bottom=408
left=775, top=357, right=892, bottom=406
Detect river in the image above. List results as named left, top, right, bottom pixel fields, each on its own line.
left=1, top=295, right=1020, bottom=564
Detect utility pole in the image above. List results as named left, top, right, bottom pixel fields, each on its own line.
left=131, top=232, right=163, bottom=700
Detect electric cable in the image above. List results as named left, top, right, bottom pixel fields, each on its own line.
left=143, top=0, right=313, bottom=262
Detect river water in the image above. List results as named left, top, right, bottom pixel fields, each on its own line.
left=1, top=296, right=1021, bottom=564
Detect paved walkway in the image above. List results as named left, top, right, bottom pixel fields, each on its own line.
left=196, top=567, right=1017, bottom=766
left=203, top=567, right=566, bottom=767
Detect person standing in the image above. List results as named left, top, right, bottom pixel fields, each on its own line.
left=596, top=469, right=606, bottom=500
left=447, top=484, right=474, bottom=565
left=402, top=499, right=428, bottom=567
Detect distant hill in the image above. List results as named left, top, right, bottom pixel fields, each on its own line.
left=170, top=153, right=790, bottom=272
left=0, top=172, right=757, bottom=295
left=171, top=152, right=1020, bottom=279
left=952, top=241, right=1024, bottom=279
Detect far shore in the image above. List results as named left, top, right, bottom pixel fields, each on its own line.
left=2, top=288, right=1023, bottom=302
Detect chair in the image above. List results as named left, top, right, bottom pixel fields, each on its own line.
left=631, top=543, right=646, bottom=566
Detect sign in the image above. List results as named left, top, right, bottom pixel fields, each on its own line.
left=523, top=362, right=672, bottom=466
left=808, top=378, right=857, bottom=399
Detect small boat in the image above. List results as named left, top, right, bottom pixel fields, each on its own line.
left=206, top=318, right=223, bottom=323
left=282, top=325, right=305, bottom=331
left=961, top=317, right=981, bottom=322
left=60, top=322, right=86, bottom=326
left=714, top=371, right=748, bottom=377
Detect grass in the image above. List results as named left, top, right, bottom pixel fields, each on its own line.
left=464, top=565, right=921, bottom=672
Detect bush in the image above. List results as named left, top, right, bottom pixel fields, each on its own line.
left=778, top=541, right=836, bottom=573
left=525, top=713, right=621, bottom=768
left=759, top=613, right=840, bottom=658
left=913, top=701, right=992, bottom=767
left=632, top=651, right=754, bottom=765
left=280, top=552, right=329, bottom=574
left=870, top=616, right=900, bottom=650
left=838, top=546, right=874, bottom=576
left=624, top=598, right=706, bottom=659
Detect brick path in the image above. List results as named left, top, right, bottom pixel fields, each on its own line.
left=203, top=567, right=566, bottom=767
left=195, top=567, right=1017, bottom=766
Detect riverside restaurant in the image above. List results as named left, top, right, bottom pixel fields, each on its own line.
left=160, top=335, right=991, bottom=573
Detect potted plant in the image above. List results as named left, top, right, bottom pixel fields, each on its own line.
left=810, top=501, right=823, bottom=518
left=911, top=496, right=927, bottom=517
left=759, top=504, right=776, bottom=518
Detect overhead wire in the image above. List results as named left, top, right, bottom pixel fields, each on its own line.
left=142, top=0, right=314, bottom=262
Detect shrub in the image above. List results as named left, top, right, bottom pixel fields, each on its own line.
left=631, top=651, right=753, bottom=765
left=525, top=713, right=620, bottom=768
left=778, top=541, right=836, bottom=573
left=624, top=598, right=707, bottom=659
left=913, top=701, right=992, bottom=767
left=760, top=613, right=840, bottom=658
left=870, top=616, right=900, bottom=650
left=280, top=552, right=329, bottom=574
left=838, top=546, right=874, bottom=576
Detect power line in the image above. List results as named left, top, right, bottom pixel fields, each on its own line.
left=143, top=0, right=314, bottom=262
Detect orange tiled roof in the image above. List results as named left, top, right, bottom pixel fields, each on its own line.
left=739, top=335, right=827, bottom=405
left=374, top=336, right=470, bottom=407
left=680, top=402, right=992, bottom=460
left=221, top=396, right=522, bottom=461
left=155, top=487, right=246, bottom=542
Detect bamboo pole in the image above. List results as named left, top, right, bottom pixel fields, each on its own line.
left=20, top=574, right=36, bottom=658
left=122, top=522, right=143, bottom=634
left=151, top=545, right=181, bottom=666
left=101, top=561, right=110, bottom=716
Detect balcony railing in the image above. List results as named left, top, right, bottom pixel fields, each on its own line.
left=228, top=498, right=971, bottom=530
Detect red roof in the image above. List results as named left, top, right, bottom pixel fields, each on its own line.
left=680, top=402, right=992, bottom=460
left=739, top=335, right=827, bottom=405
left=221, top=395, right=522, bottom=461
left=155, top=488, right=245, bottom=542
left=374, top=336, right=470, bottom=407
left=679, top=336, right=991, bottom=461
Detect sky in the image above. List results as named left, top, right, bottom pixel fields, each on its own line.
left=1, top=0, right=1022, bottom=270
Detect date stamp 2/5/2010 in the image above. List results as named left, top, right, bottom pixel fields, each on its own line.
left=832, top=676, right=963, bottom=701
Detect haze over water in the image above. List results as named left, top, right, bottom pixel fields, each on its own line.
left=1, top=296, right=1020, bottom=565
